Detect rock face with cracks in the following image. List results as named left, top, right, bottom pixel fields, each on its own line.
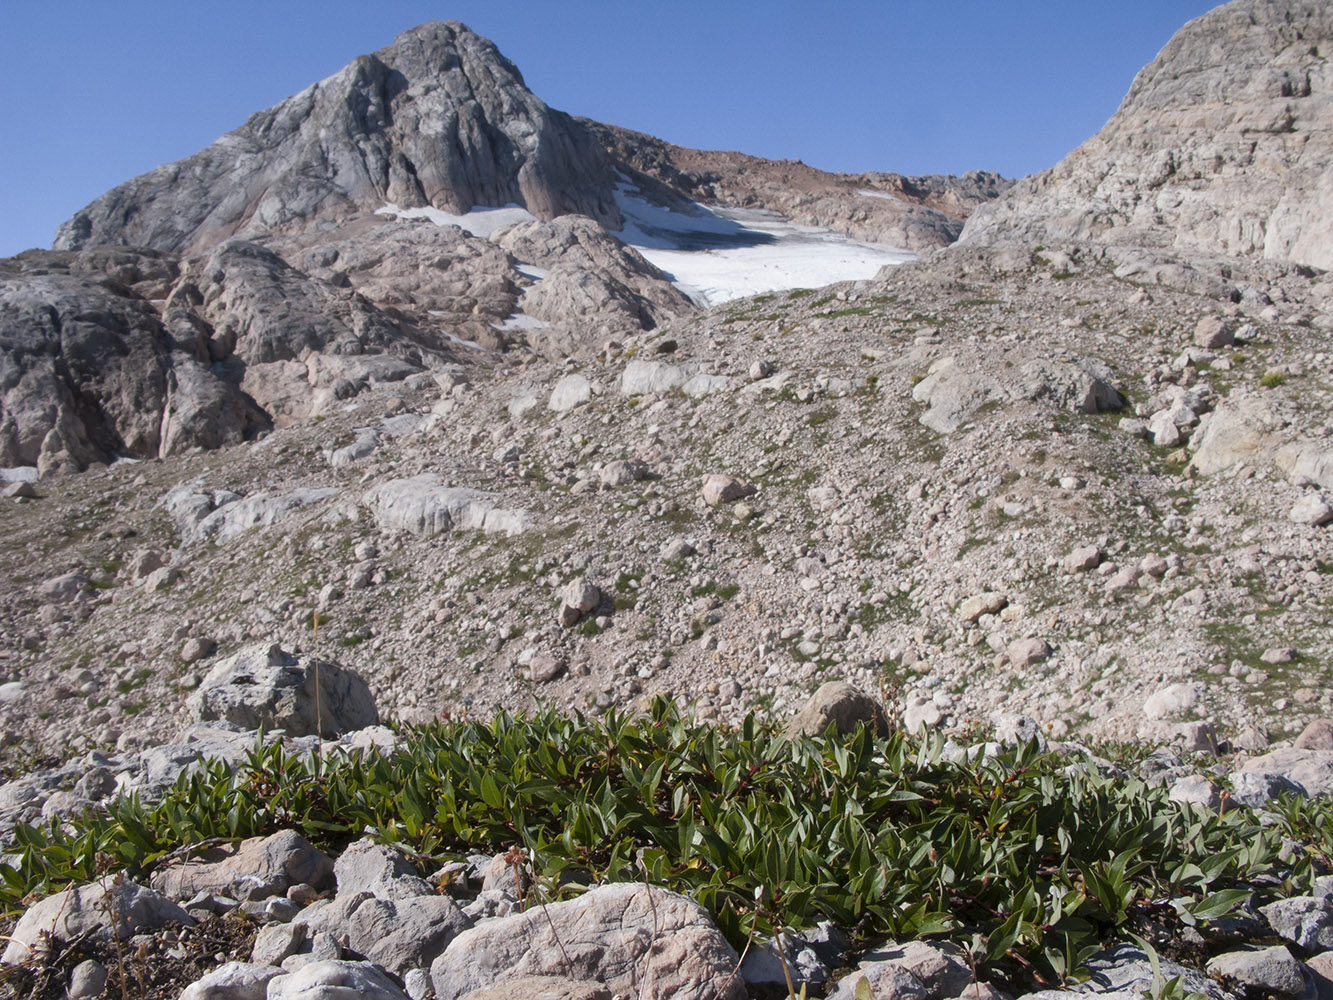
left=961, top=0, right=1333, bottom=270
left=186, top=642, right=378, bottom=737
left=54, top=21, right=622, bottom=254
left=0, top=250, right=263, bottom=473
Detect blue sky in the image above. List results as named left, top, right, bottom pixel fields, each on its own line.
left=1, top=1, right=1220, bottom=257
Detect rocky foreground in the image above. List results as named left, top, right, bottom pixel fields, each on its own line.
left=4, top=672, right=1333, bottom=1000
left=2, top=0, right=1333, bottom=997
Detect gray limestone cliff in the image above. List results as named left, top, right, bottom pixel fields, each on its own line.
left=53, top=21, right=622, bottom=254
left=960, top=0, right=1333, bottom=269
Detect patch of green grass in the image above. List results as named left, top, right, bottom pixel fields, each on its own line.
left=1258, top=372, right=1288, bottom=389
left=690, top=580, right=740, bottom=601
left=805, top=407, right=837, bottom=427
left=957, top=536, right=989, bottom=558
left=5, top=703, right=1327, bottom=992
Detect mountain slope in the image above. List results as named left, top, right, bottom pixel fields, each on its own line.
left=961, top=0, right=1333, bottom=269
left=590, top=120, right=1010, bottom=254
left=53, top=21, right=622, bottom=255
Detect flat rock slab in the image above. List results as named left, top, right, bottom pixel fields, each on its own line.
left=364, top=474, right=530, bottom=537
left=152, top=829, right=334, bottom=903
left=1238, top=749, right=1333, bottom=797
left=430, top=883, right=744, bottom=1000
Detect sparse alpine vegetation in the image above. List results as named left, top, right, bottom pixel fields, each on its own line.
left=4, top=701, right=1328, bottom=989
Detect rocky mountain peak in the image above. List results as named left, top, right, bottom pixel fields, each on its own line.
left=53, top=21, right=621, bottom=254
left=961, top=0, right=1333, bottom=268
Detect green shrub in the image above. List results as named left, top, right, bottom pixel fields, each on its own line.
left=1, top=702, right=1324, bottom=987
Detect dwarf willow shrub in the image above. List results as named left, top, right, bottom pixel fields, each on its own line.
left=3, top=699, right=1329, bottom=983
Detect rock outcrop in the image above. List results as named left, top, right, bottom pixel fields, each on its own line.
left=961, top=0, right=1333, bottom=269
left=0, top=238, right=443, bottom=472
left=55, top=21, right=621, bottom=254
left=491, top=215, right=694, bottom=354
left=0, top=250, right=263, bottom=472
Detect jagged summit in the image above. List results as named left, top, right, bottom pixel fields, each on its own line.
left=961, top=0, right=1333, bottom=269
left=53, top=21, right=622, bottom=254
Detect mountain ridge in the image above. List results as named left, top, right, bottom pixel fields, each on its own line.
left=53, top=21, right=623, bottom=255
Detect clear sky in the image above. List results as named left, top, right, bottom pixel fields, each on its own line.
left=1, top=1, right=1221, bottom=258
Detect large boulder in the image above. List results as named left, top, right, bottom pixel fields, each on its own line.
left=2, top=877, right=192, bottom=965
left=621, top=360, right=690, bottom=395
left=1189, top=394, right=1287, bottom=477
left=186, top=643, right=378, bottom=738
left=364, top=474, right=530, bottom=537
left=180, top=962, right=284, bottom=1000
left=558, top=579, right=602, bottom=627
left=175, top=486, right=340, bottom=545
left=334, top=838, right=435, bottom=900
left=784, top=682, right=890, bottom=739
left=1261, top=896, right=1333, bottom=952
left=297, top=890, right=472, bottom=976
left=1237, top=749, right=1333, bottom=798
left=828, top=941, right=972, bottom=1000
left=458, top=978, right=611, bottom=1000
left=1208, top=945, right=1310, bottom=997
left=429, top=883, right=744, bottom=1000
left=912, top=351, right=1121, bottom=434
left=267, top=960, right=411, bottom=1000
left=549, top=374, right=593, bottom=412
left=1022, top=944, right=1230, bottom=1000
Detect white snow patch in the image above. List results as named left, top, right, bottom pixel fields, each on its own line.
left=857, top=188, right=900, bottom=202
left=376, top=203, right=538, bottom=238
left=515, top=263, right=547, bottom=280
left=443, top=331, right=485, bottom=350
left=613, top=182, right=914, bottom=307
left=493, top=314, right=551, bottom=331
left=0, top=466, right=39, bottom=483
left=613, top=186, right=753, bottom=251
